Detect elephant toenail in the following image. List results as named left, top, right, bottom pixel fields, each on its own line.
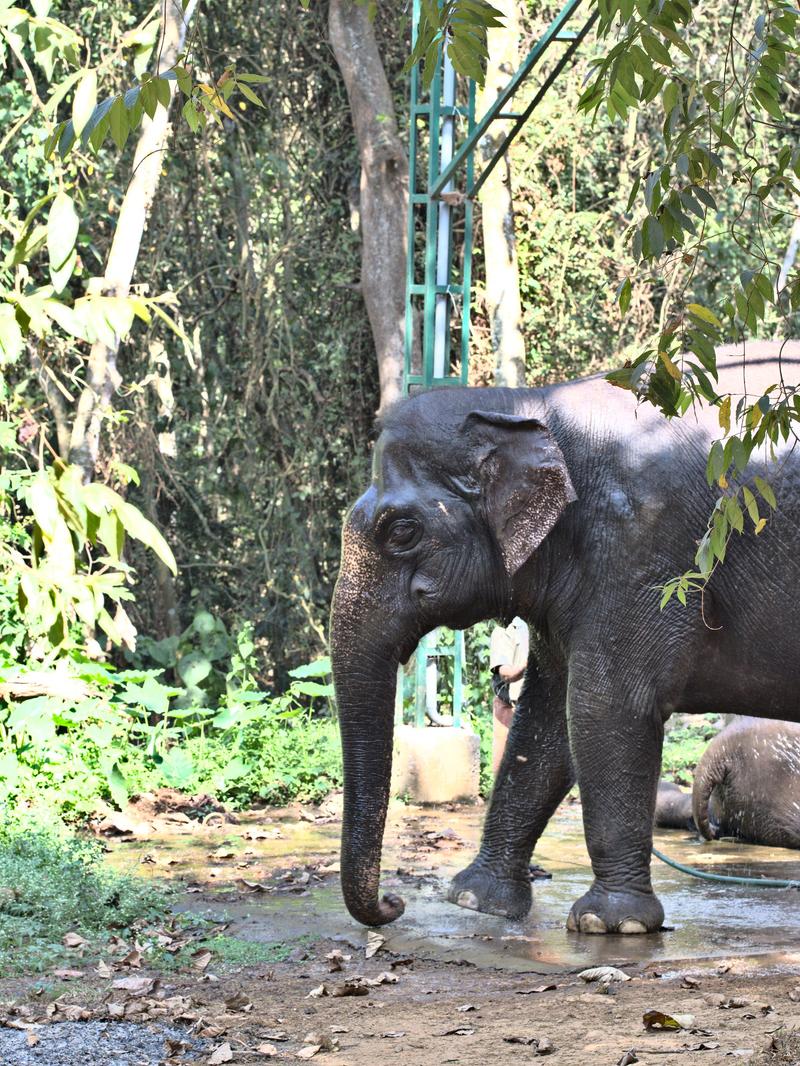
left=566, top=912, right=578, bottom=932
left=618, top=919, right=648, bottom=934
left=456, top=890, right=480, bottom=911
left=579, top=913, right=608, bottom=934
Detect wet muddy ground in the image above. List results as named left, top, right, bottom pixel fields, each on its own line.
left=4, top=796, right=800, bottom=1065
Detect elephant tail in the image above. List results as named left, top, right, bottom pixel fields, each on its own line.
left=692, top=751, right=725, bottom=841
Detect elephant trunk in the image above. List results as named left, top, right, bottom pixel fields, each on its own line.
left=692, top=752, right=724, bottom=841
left=331, top=618, right=406, bottom=927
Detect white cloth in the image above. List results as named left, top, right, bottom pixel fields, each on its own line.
left=489, top=617, right=529, bottom=703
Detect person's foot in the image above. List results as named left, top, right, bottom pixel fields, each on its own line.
left=528, top=862, right=552, bottom=881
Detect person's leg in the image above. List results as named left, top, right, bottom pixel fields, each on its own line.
left=492, top=695, right=515, bottom=775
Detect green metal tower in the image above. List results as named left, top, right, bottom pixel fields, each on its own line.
left=402, top=0, right=596, bottom=728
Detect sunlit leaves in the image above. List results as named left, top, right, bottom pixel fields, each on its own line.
left=0, top=306, right=23, bottom=366
left=583, top=0, right=799, bottom=603
left=404, top=0, right=504, bottom=89
left=47, top=67, right=270, bottom=159
left=46, top=191, right=79, bottom=293
left=71, top=68, right=97, bottom=137
left=8, top=462, right=178, bottom=654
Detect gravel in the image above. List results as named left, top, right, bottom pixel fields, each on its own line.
left=0, top=1020, right=205, bottom=1065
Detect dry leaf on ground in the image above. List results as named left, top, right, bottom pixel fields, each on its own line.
left=110, top=975, right=158, bottom=996
left=365, top=930, right=384, bottom=958
left=208, top=1043, right=234, bottom=1064
left=62, top=932, right=88, bottom=949
left=642, top=1010, right=695, bottom=1030
left=578, top=966, right=631, bottom=984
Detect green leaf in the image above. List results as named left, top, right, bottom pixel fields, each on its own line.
left=237, top=82, right=264, bottom=107
left=154, top=75, right=172, bottom=108
left=182, top=96, right=200, bottom=132
left=642, top=215, right=664, bottom=258
left=177, top=652, right=212, bottom=687
left=0, top=304, right=23, bottom=365
left=686, top=302, right=721, bottom=328
left=47, top=191, right=79, bottom=285
left=641, top=32, right=672, bottom=66
left=724, top=495, right=744, bottom=534
left=288, top=656, right=331, bottom=679
left=618, top=277, right=632, bottom=314
left=72, top=69, right=97, bottom=137
left=753, top=85, right=783, bottom=120
left=116, top=500, right=177, bottom=574
left=159, top=747, right=196, bottom=788
left=292, top=680, right=335, bottom=698
left=742, top=485, right=759, bottom=526
left=109, top=95, right=129, bottom=150
left=754, top=475, right=777, bottom=509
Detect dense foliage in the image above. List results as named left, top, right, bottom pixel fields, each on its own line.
left=0, top=814, right=166, bottom=971
left=0, top=0, right=797, bottom=821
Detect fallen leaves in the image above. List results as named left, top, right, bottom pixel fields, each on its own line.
left=503, top=1035, right=555, bottom=1054
left=297, top=1032, right=340, bottom=1059
left=307, top=973, right=399, bottom=998
left=62, top=932, right=88, bottom=949
left=643, top=1010, right=696, bottom=1031
left=579, top=966, right=631, bottom=985
left=110, top=976, right=158, bottom=996
left=365, top=930, right=385, bottom=959
left=209, top=1043, right=234, bottom=1064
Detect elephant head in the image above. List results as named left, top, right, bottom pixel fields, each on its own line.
left=330, top=390, right=576, bottom=926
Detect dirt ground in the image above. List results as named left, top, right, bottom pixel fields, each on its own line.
left=3, top=795, right=800, bottom=1066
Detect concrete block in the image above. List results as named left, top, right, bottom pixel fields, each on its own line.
left=391, top=724, right=480, bottom=804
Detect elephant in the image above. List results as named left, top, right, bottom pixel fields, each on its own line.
left=692, top=716, right=800, bottom=848
left=655, top=780, right=695, bottom=831
left=329, top=340, right=800, bottom=935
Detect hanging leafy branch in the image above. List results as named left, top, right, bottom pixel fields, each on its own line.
left=403, top=0, right=505, bottom=87
left=578, top=0, right=799, bottom=598
left=399, top=0, right=799, bottom=601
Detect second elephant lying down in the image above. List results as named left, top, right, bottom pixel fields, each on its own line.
left=655, top=718, right=800, bottom=849
left=692, top=717, right=800, bottom=849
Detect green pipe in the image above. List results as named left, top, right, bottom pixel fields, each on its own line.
left=652, top=847, right=800, bottom=889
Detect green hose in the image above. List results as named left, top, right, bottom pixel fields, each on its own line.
left=652, top=846, right=800, bottom=889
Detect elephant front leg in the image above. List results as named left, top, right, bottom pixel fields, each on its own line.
left=566, top=677, right=665, bottom=935
left=448, top=666, right=573, bottom=919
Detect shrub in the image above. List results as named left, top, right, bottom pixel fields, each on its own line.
left=0, top=815, right=166, bottom=972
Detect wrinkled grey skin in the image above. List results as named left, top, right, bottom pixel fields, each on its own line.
left=330, top=342, right=800, bottom=934
left=655, top=780, right=696, bottom=831
left=693, top=717, right=800, bottom=848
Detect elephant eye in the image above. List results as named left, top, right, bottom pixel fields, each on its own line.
left=383, top=517, right=421, bottom=554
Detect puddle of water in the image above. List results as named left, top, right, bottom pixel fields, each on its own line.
left=109, top=801, right=800, bottom=975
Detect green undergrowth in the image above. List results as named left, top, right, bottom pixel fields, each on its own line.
left=0, top=627, right=342, bottom=819
left=200, top=933, right=313, bottom=970
left=0, top=815, right=169, bottom=974
left=661, top=716, right=722, bottom=784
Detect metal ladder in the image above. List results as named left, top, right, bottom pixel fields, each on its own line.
left=401, top=0, right=595, bottom=727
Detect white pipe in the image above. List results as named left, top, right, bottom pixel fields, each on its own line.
left=426, top=629, right=439, bottom=718
left=433, top=48, right=456, bottom=379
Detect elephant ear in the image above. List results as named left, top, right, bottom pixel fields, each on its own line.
left=462, top=410, right=577, bottom=575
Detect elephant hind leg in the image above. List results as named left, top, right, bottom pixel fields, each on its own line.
left=567, top=670, right=665, bottom=935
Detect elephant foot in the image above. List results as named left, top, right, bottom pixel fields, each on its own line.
left=447, top=860, right=532, bottom=919
left=566, top=883, right=664, bottom=935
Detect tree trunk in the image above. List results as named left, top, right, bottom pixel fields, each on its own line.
left=328, top=0, right=407, bottom=414
left=478, top=0, right=526, bottom=388
left=68, top=0, right=197, bottom=479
